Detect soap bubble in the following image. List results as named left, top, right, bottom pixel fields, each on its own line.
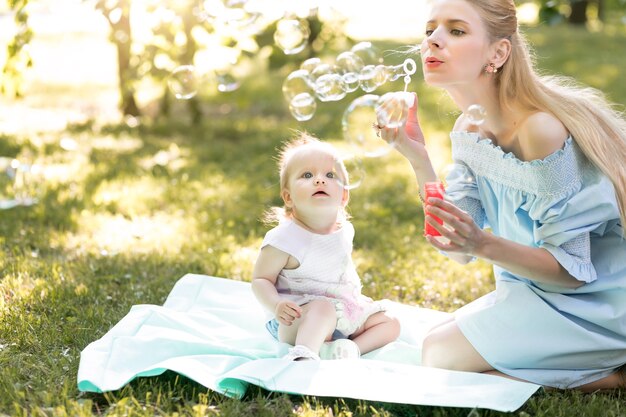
left=289, top=92, right=317, bottom=121
left=466, top=104, right=487, bottom=125
left=216, top=72, right=240, bottom=92
left=335, top=51, right=364, bottom=93
left=168, top=65, right=198, bottom=99
left=310, top=62, right=333, bottom=82
left=282, top=69, right=314, bottom=101
left=375, top=91, right=414, bottom=129
left=358, top=64, right=387, bottom=93
left=350, top=41, right=382, bottom=66
left=342, top=94, right=393, bottom=158
left=300, top=57, right=322, bottom=73
left=341, top=72, right=360, bottom=93
left=0, top=157, right=42, bottom=209
left=336, top=153, right=365, bottom=190
left=314, top=73, right=346, bottom=102
left=274, top=18, right=309, bottom=55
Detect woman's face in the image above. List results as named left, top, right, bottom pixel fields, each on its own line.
left=420, top=0, right=491, bottom=87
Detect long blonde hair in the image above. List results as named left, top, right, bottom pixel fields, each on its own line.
left=469, top=0, right=626, bottom=227
left=263, top=132, right=350, bottom=225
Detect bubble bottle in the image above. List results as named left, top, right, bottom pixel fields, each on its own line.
left=423, top=181, right=445, bottom=237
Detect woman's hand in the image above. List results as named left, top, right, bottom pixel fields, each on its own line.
left=376, top=92, right=429, bottom=166
left=274, top=300, right=302, bottom=326
left=424, top=197, right=487, bottom=256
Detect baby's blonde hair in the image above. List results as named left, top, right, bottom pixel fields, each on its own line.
left=264, top=132, right=350, bottom=225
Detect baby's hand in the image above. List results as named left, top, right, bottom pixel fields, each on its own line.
left=275, top=300, right=302, bottom=326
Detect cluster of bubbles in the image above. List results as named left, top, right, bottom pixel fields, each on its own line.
left=167, top=0, right=317, bottom=100
left=282, top=42, right=417, bottom=123
left=0, top=157, right=42, bottom=210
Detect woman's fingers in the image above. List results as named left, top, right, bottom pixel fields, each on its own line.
left=425, top=216, right=465, bottom=244
left=426, top=206, right=469, bottom=236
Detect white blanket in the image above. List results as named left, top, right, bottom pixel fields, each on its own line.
left=77, top=274, right=540, bottom=411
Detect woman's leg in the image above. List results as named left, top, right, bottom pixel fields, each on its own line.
left=421, top=320, right=493, bottom=372
left=422, top=322, right=626, bottom=391
left=278, top=299, right=336, bottom=353
left=350, top=312, right=401, bottom=355
left=574, top=365, right=626, bottom=392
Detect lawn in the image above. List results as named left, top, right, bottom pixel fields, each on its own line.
left=0, top=23, right=625, bottom=416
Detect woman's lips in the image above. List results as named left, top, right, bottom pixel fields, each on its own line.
left=425, top=58, right=443, bottom=69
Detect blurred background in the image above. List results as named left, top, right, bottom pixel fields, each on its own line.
left=1, top=0, right=624, bottom=131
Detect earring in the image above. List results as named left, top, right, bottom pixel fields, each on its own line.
left=484, top=63, right=498, bottom=74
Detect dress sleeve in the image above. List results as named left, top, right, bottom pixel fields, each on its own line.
left=444, top=162, right=487, bottom=229
left=261, top=221, right=311, bottom=264
left=526, top=163, right=621, bottom=284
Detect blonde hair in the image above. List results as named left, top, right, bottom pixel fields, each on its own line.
left=467, top=0, right=626, bottom=227
left=263, top=132, right=350, bottom=225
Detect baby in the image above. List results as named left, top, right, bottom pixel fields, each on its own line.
left=252, top=133, right=400, bottom=360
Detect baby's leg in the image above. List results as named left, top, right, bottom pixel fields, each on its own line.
left=278, top=299, right=337, bottom=353
left=350, top=312, right=401, bottom=355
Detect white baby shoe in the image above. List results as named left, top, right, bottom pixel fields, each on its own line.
left=283, top=345, right=321, bottom=361
left=319, top=339, right=360, bottom=360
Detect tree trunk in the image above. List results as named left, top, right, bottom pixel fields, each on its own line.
left=597, top=0, right=605, bottom=22
left=97, top=0, right=140, bottom=117
left=113, top=7, right=140, bottom=116
left=569, top=0, right=589, bottom=25
left=181, top=7, right=201, bottom=124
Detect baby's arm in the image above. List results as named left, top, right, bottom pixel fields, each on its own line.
left=251, top=245, right=302, bottom=325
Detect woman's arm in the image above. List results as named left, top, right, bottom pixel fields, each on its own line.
left=426, top=198, right=583, bottom=289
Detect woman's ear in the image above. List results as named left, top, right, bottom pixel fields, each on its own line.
left=490, top=38, right=512, bottom=69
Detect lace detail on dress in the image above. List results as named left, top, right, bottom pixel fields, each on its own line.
left=454, top=197, right=486, bottom=229
left=450, top=131, right=587, bottom=198
left=560, top=233, right=592, bottom=266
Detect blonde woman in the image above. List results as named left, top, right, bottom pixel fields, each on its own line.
left=252, top=134, right=400, bottom=361
left=377, top=0, right=626, bottom=390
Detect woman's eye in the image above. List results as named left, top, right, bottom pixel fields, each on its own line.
left=425, top=29, right=434, bottom=36
left=303, top=172, right=313, bottom=179
left=451, top=29, right=465, bottom=36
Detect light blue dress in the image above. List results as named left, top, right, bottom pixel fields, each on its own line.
left=445, top=131, right=626, bottom=389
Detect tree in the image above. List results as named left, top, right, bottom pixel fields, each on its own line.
left=1, top=0, right=32, bottom=98
left=2, top=0, right=348, bottom=120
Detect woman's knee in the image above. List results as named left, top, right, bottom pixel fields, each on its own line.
left=421, top=329, right=451, bottom=369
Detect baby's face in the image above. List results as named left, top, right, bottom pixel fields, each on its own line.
left=283, top=148, right=348, bottom=214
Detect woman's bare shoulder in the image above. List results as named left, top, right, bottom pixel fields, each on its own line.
left=518, top=111, right=569, bottom=161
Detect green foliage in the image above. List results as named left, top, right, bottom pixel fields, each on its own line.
left=1, top=0, right=33, bottom=97
left=536, top=0, right=626, bottom=26
left=1, top=24, right=626, bottom=417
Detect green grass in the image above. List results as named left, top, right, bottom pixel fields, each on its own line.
left=1, top=23, right=626, bottom=416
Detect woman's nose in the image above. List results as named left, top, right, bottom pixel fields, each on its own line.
left=427, top=28, right=443, bottom=48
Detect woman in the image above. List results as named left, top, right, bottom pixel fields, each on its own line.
left=377, top=0, right=626, bottom=390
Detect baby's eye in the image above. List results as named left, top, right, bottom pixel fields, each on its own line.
left=302, top=172, right=313, bottom=179
left=326, top=172, right=336, bottom=179
left=451, top=29, right=465, bottom=36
